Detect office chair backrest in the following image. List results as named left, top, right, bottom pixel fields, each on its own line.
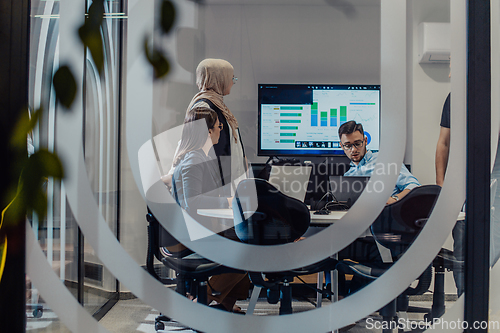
left=371, top=185, right=441, bottom=255
left=146, top=208, right=193, bottom=259
left=233, top=178, right=310, bottom=245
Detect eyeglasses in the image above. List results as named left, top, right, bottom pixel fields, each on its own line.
left=341, top=140, right=364, bottom=150
left=232, top=76, right=238, bottom=84
left=218, top=122, right=223, bottom=130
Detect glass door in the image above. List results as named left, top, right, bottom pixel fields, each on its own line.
left=26, top=0, right=124, bottom=329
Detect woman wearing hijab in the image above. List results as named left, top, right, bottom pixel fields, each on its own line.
left=187, top=58, right=246, bottom=194
left=164, top=58, right=247, bottom=195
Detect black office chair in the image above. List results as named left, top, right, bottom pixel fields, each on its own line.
left=146, top=209, right=244, bottom=330
left=233, top=178, right=338, bottom=315
left=336, top=185, right=448, bottom=331
left=370, top=185, right=442, bottom=252
left=337, top=259, right=432, bottom=330
left=370, top=185, right=464, bottom=320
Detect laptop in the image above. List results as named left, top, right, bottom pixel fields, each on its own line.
left=268, top=165, right=312, bottom=202
left=328, top=176, right=370, bottom=208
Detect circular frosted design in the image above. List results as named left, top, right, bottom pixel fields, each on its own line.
left=59, top=63, right=465, bottom=333
left=55, top=102, right=466, bottom=332
left=41, top=0, right=467, bottom=332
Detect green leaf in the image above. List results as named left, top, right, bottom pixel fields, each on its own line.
left=10, top=107, right=42, bottom=150
left=12, top=150, right=64, bottom=222
left=160, top=0, right=176, bottom=34
left=78, top=25, right=105, bottom=75
left=53, top=66, right=78, bottom=109
left=144, top=38, right=170, bottom=79
left=87, top=0, right=104, bottom=29
left=28, top=108, right=42, bottom=135
left=78, top=0, right=105, bottom=75
left=0, top=236, right=7, bottom=284
left=27, top=150, right=64, bottom=180
left=31, top=188, right=48, bottom=221
left=22, top=150, right=62, bottom=200
left=2, top=190, right=25, bottom=227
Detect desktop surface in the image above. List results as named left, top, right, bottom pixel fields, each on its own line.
left=197, top=208, right=346, bottom=225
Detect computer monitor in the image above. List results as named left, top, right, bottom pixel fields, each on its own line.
left=258, top=84, right=381, bottom=157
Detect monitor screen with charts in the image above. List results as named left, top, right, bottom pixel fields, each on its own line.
left=328, top=176, right=371, bottom=208
left=258, top=84, right=381, bottom=157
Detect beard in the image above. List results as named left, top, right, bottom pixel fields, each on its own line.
left=349, top=147, right=366, bottom=163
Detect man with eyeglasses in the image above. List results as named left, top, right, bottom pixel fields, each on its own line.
left=339, top=121, right=420, bottom=205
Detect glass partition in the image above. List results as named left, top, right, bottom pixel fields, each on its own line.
left=21, top=0, right=497, bottom=332
left=26, top=0, right=124, bottom=328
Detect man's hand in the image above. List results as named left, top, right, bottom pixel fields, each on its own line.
left=386, top=197, right=398, bottom=205
left=386, top=189, right=411, bottom=205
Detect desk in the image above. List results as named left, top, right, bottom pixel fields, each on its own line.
left=197, top=208, right=346, bottom=226
left=198, top=209, right=465, bottom=221
left=197, top=208, right=466, bottom=312
left=198, top=209, right=465, bottom=230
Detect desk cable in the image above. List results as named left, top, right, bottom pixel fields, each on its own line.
left=314, top=192, right=349, bottom=213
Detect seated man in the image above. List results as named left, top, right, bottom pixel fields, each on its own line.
left=339, top=120, right=420, bottom=204
left=330, top=121, right=421, bottom=295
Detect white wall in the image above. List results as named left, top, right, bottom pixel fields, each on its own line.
left=409, top=0, right=457, bottom=294
left=409, top=0, right=451, bottom=185
left=154, top=1, right=382, bottom=163
left=154, top=0, right=450, bottom=185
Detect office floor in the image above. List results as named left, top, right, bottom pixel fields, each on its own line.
left=99, top=297, right=317, bottom=332
left=26, top=294, right=458, bottom=333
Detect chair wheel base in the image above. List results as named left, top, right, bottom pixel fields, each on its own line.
left=155, top=314, right=172, bottom=331
left=156, top=314, right=171, bottom=322
left=33, top=308, right=43, bottom=318
left=155, top=320, right=165, bottom=331
left=267, top=287, right=280, bottom=304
